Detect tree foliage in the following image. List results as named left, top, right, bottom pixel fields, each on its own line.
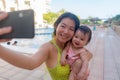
left=43, top=9, right=66, bottom=24
left=43, top=12, right=57, bottom=24
left=104, top=14, right=120, bottom=26
left=112, top=15, right=120, bottom=25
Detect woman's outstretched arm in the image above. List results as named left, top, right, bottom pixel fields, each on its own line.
left=0, top=43, right=50, bottom=70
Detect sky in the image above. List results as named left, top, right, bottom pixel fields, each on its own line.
left=50, top=0, right=120, bottom=19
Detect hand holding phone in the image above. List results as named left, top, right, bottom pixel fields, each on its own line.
left=0, top=9, right=35, bottom=38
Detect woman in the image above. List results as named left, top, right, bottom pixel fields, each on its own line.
left=0, top=11, right=92, bottom=80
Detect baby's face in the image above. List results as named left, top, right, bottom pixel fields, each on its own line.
left=72, top=30, right=89, bottom=48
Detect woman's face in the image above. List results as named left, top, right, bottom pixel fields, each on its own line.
left=56, top=18, right=75, bottom=43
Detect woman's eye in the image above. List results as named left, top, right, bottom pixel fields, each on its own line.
left=70, top=28, right=75, bottom=31
left=61, top=25, right=65, bottom=28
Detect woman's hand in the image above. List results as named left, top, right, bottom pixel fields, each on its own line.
left=73, top=48, right=86, bottom=57
left=77, top=71, right=89, bottom=80
left=0, top=27, right=12, bottom=42
left=73, top=48, right=92, bottom=61
left=0, top=12, right=12, bottom=42
left=77, top=71, right=86, bottom=80
left=0, top=12, right=8, bottom=21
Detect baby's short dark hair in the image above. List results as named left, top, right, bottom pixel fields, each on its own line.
left=78, top=25, right=92, bottom=44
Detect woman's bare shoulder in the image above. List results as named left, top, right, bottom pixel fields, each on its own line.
left=39, top=41, right=55, bottom=51
left=34, top=41, right=55, bottom=60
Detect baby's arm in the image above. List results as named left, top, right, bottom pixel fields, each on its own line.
left=60, top=43, right=70, bottom=66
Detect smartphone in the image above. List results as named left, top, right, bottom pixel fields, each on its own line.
left=0, top=9, right=35, bottom=38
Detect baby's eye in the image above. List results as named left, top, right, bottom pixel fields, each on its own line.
left=81, top=38, right=84, bottom=41
left=75, top=36, right=78, bottom=38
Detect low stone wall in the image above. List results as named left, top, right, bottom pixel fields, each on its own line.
left=112, top=26, right=120, bottom=36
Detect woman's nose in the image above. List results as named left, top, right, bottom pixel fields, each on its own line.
left=64, top=28, right=69, bottom=33
left=64, top=29, right=68, bottom=33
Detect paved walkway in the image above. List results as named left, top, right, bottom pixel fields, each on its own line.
left=0, top=27, right=120, bottom=80
left=87, top=27, right=120, bottom=80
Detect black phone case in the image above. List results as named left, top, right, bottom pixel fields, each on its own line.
left=0, top=9, right=34, bottom=38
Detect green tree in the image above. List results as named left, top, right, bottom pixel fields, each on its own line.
left=43, top=12, right=57, bottom=24
left=112, top=15, right=120, bottom=26
left=81, top=19, right=90, bottom=25
left=89, top=17, right=101, bottom=25
left=43, top=9, right=67, bottom=24
left=104, top=14, right=120, bottom=26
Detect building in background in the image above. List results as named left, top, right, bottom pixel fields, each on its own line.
left=0, top=0, right=51, bottom=27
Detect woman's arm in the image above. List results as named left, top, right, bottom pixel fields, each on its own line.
left=77, top=51, right=89, bottom=80
left=76, top=48, right=93, bottom=80
left=74, top=48, right=93, bottom=61
left=85, top=48, right=93, bottom=61
left=0, top=42, right=50, bottom=70
left=0, top=11, right=50, bottom=70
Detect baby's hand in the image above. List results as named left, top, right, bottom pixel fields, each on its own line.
left=60, top=58, right=67, bottom=66
left=77, top=72, right=86, bottom=80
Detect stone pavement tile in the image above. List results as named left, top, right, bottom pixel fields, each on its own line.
left=0, top=68, right=8, bottom=74
left=24, top=71, right=52, bottom=80
left=9, top=73, right=28, bottom=80
left=24, top=76, right=37, bottom=80
left=30, top=70, right=46, bottom=78
left=2, top=64, right=15, bottom=70
left=0, top=59, right=8, bottom=67
left=7, top=68, right=51, bottom=80
left=0, top=77, right=9, bottom=80
left=41, top=73, right=52, bottom=80
left=0, top=70, right=17, bottom=78
left=0, top=59, right=52, bottom=80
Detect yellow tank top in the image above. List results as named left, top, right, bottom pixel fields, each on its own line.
left=47, top=38, right=70, bottom=80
